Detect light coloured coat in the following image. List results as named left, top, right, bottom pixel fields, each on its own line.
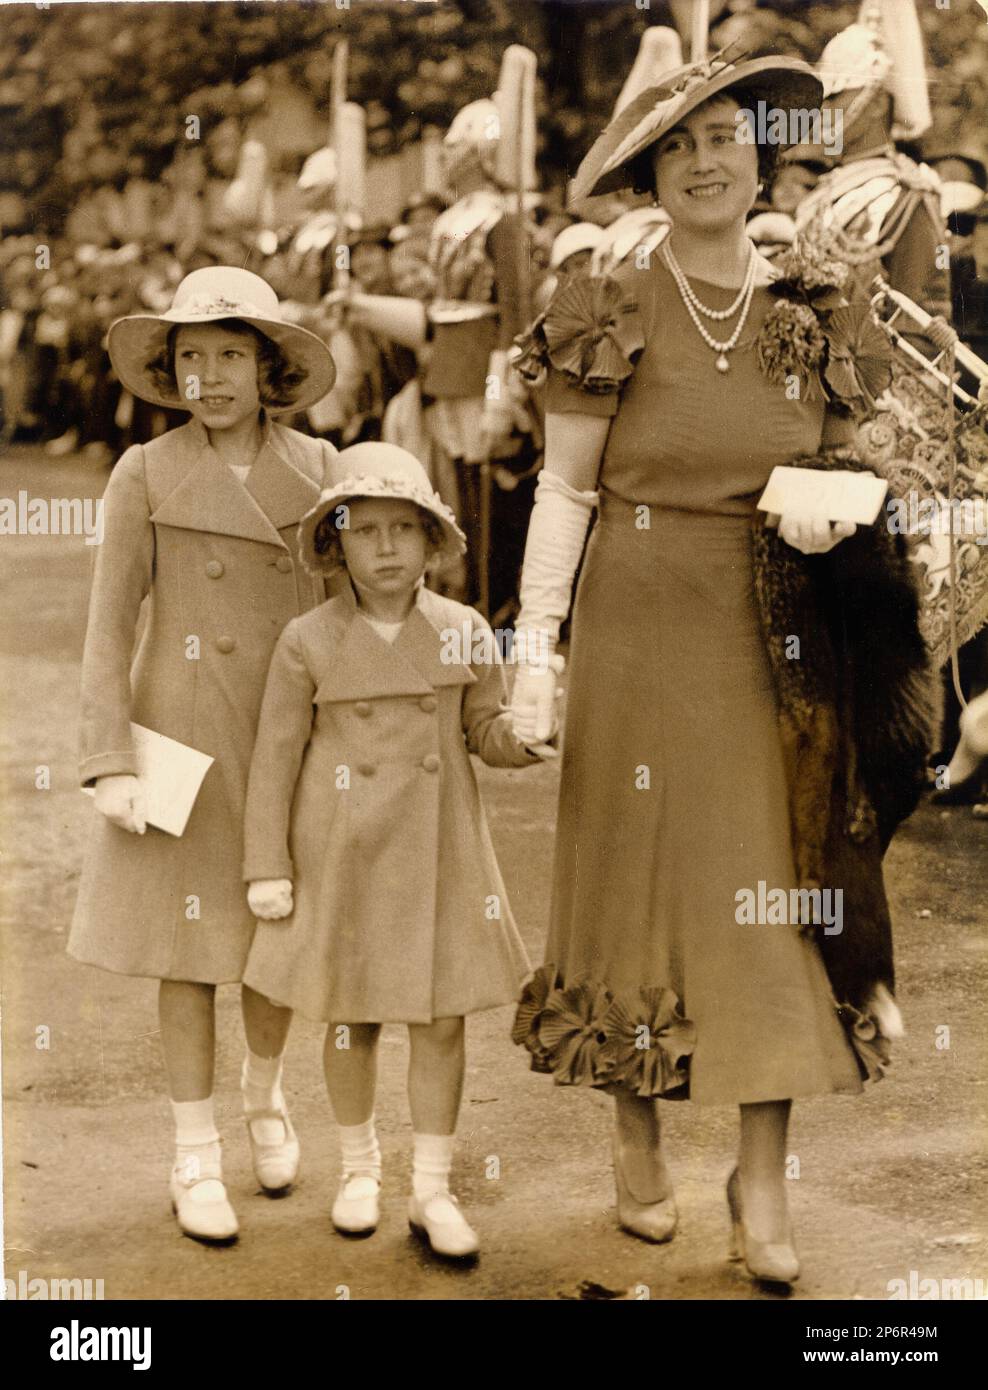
left=68, top=415, right=336, bottom=981
left=242, top=583, right=537, bottom=1023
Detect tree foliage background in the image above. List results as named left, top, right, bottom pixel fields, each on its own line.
left=2, top=0, right=985, bottom=236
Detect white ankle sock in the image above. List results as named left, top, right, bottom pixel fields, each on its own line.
left=172, top=1097, right=220, bottom=1147
left=412, top=1132, right=455, bottom=1202
left=338, top=1117, right=381, bottom=1182
left=242, top=1049, right=285, bottom=1111
left=171, top=1098, right=224, bottom=1200
left=242, top=1049, right=287, bottom=1145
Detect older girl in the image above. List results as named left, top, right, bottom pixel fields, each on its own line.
left=69, top=267, right=337, bottom=1242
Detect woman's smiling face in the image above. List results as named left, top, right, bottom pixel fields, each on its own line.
left=174, top=322, right=262, bottom=431
left=651, top=96, right=759, bottom=233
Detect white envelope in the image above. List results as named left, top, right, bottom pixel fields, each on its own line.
left=82, top=723, right=214, bottom=837
left=757, top=467, right=889, bottom=527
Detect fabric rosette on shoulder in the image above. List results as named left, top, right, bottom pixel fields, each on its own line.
left=512, top=964, right=695, bottom=1097
left=513, top=272, right=645, bottom=395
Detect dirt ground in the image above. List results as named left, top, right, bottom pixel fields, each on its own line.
left=1, top=448, right=986, bottom=1302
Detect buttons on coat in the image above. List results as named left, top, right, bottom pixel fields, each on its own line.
left=205, top=560, right=224, bottom=579
left=354, top=701, right=372, bottom=718
left=357, top=762, right=376, bottom=777
left=216, top=635, right=236, bottom=654
left=419, top=696, right=438, bottom=714
left=421, top=754, right=440, bottom=773
left=275, top=555, right=293, bottom=573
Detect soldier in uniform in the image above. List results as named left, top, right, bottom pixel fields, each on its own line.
left=795, top=0, right=951, bottom=340
left=328, top=60, right=540, bottom=616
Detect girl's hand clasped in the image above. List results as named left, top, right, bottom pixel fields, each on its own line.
left=248, top=879, right=294, bottom=921
left=94, top=774, right=147, bottom=835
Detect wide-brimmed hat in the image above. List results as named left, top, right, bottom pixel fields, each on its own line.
left=107, top=265, right=337, bottom=413
left=298, top=442, right=466, bottom=578
left=570, top=54, right=823, bottom=203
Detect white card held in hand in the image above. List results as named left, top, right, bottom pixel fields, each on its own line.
left=757, top=467, right=889, bottom=527
left=83, top=723, right=214, bottom=837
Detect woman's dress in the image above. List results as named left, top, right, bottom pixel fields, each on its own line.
left=522, top=257, right=863, bottom=1106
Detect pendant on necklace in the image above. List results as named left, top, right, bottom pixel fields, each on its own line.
left=716, top=353, right=730, bottom=372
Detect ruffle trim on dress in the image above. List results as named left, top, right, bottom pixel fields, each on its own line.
left=511, top=964, right=695, bottom=1097
left=512, top=273, right=645, bottom=396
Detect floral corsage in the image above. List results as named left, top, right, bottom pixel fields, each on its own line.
left=756, top=244, right=892, bottom=417
left=513, top=272, right=645, bottom=395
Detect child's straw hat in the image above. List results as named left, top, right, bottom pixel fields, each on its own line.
left=107, top=265, right=336, bottom=413
left=299, top=443, right=466, bottom=578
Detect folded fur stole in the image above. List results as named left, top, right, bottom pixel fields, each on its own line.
left=751, top=447, right=940, bottom=1022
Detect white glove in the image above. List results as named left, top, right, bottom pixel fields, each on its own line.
left=94, top=774, right=147, bottom=834
left=509, top=468, right=597, bottom=748
left=248, top=879, right=294, bottom=921
left=514, top=467, right=598, bottom=649
left=511, top=654, right=565, bottom=746
left=778, top=513, right=856, bottom=554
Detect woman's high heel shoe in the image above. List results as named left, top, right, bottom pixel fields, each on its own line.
left=726, top=1167, right=800, bottom=1285
left=613, top=1139, right=678, bottom=1244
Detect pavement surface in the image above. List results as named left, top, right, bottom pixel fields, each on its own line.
left=1, top=448, right=986, bottom=1301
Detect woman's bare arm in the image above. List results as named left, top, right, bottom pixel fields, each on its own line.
left=542, top=412, right=612, bottom=492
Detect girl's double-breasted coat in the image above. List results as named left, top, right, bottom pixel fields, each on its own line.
left=242, top=583, right=537, bottom=1024
left=68, top=414, right=336, bottom=983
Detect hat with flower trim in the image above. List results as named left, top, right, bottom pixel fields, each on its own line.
left=570, top=52, right=823, bottom=203
left=107, top=265, right=337, bottom=413
left=298, top=442, right=467, bottom=578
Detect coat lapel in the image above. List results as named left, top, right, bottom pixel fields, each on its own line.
left=314, top=583, right=476, bottom=703
left=149, top=415, right=319, bottom=548
left=245, top=427, right=322, bottom=532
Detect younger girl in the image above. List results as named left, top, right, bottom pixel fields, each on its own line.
left=68, top=267, right=338, bottom=1242
left=242, top=442, right=549, bottom=1258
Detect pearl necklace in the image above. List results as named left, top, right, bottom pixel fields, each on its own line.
left=661, top=241, right=758, bottom=372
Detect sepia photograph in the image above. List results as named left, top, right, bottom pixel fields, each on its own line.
left=1, top=0, right=986, bottom=1347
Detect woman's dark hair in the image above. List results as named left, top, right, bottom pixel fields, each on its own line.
left=145, top=318, right=308, bottom=408
left=312, top=503, right=446, bottom=570
left=628, top=86, right=783, bottom=199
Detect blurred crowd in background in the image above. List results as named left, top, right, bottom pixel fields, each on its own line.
left=2, top=0, right=987, bottom=463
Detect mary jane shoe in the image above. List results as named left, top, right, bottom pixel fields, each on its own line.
left=170, top=1165, right=239, bottom=1244
left=331, top=1174, right=380, bottom=1235
left=408, top=1193, right=479, bottom=1259
left=246, top=1107, right=300, bottom=1193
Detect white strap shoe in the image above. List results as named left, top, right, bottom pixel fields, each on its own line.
left=245, top=1107, right=300, bottom=1193
left=169, top=1163, right=239, bottom=1244
left=331, top=1174, right=380, bottom=1235
left=408, top=1192, right=479, bottom=1259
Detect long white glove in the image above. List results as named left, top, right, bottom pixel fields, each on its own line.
left=511, top=469, right=598, bottom=745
